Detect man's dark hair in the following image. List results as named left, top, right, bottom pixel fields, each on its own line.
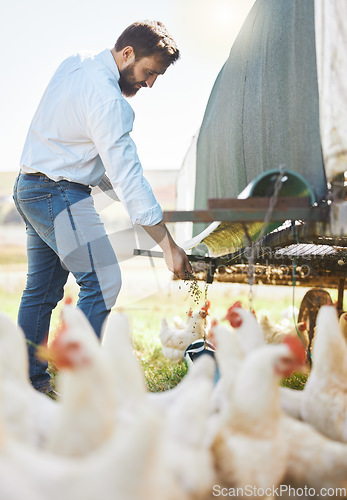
left=115, top=20, right=180, bottom=66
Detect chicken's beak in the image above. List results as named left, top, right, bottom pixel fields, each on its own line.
left=36, top=332, right=54, bottom=364
left=36, top=330, right=68, bottom=369
left=37, top=344, right=52, bottom=362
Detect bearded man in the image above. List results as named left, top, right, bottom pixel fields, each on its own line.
left=13, top=20, right=192, bottom=393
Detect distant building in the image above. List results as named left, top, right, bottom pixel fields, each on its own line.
left=144, top=168, right=179, bottom=210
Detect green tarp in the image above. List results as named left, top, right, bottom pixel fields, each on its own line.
left=194, top=0, right=326, bottom=238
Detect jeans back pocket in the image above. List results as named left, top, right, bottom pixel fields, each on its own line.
left=17, top=194, right=54, bottom=237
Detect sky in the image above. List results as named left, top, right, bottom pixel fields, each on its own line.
left=0, top=0, right=255, bottom=173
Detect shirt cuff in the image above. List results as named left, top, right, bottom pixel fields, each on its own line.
left=131, top=203, right=163, bottom=226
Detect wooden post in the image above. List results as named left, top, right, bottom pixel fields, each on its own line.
left=337, top=278, right=345, bottom=315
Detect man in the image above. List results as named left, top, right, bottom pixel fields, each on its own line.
left=13, top=20, right=192, bottom=393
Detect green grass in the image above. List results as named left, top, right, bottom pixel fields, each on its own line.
left=136, top=341, right=188, bottom=392
left=0, top=288, right=64, bottom=332
left=0, top=253, right=27, bottom=266
left=0, top=289, right=23, bottom=319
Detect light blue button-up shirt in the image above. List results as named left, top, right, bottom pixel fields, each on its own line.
left=20, top=49, right=163, bottom=226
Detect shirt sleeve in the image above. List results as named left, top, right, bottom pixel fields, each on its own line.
left=88, top=98, right=163, bottom=226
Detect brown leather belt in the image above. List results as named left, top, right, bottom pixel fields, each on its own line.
left=24, top=172, right=42, bottom=176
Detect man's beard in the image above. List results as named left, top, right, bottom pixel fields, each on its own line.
left=118, top=63, right=145, bottom=97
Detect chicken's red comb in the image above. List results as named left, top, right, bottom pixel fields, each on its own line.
left=227, top=301, right=242, bottom=313
left=65, top=296, right=73, bottom=305
left=224, top=301, right=243, bottom=328
left=282, top=335, right=307, bottom=365
left=201, top=300, right=211, bottom=314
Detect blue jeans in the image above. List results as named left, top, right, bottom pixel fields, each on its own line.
left=13, top=172, right=121, bottom=390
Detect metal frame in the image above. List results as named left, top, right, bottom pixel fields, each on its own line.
left=163, top=197, right=329, bottom=223
left=135, top=197, right=346, bottom=306
left=163, top=197, right=345, bottom=301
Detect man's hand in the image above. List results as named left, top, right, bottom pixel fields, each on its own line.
left=142, top=220, right=193, bottom=280
left=162, top=242, right=193, bottom=280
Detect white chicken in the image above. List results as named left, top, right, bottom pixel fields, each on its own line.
left=224, top=301, right=265, bottom=354
left=0, top=448, right=45, bottom=500
left=143, top=356, right=216, bottom=500
left=103, top=310, right=218, bottom=500
left=215, top=307, right=307, bottom=421
left=206, top=303, right=267, bottom=424
left=281, top=415, right=347, bottom=491
left=101, top=311, right=150, bottom=426
left=172, top=308, right=193, bottom=329
left=102, top=313, right=218, bottom=500
left=279, top=385, right=304, bottom=420
left=159, top=301, right=211, bottom=360
left=211, top=337, right=306, bottom=490
left=260, top=314, right=309, bottom=350
left=43, top=305, right=117, bottom=457
left=300, top=305, right=347, bottom=442
left=207, top=319, right=244, bottom=421
left=0, top=312, right=57, bottom=447
left=2, top=299, right=347, bottom=498
left=1, top=316, right=151, bottom=499
left=211, top=334, right=347, bottom=492
left=0, top=393, right=160, bottom=500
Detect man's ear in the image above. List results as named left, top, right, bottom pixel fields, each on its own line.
left=122, top=46, right=135, bottom=65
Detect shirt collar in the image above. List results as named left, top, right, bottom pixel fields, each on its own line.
left=96, top=49, right=120, bottom=83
